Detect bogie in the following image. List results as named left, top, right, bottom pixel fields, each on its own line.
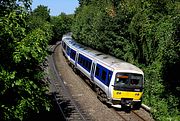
left=96, top=86, right=108, bottom=103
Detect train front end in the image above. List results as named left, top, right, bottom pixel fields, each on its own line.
left=111, top=72, right=144, bottom=109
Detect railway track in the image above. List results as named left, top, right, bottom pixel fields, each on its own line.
left=48, top=43, right=154, bottom=121
left=48, top=44, right=91, bottom=121
left=113, top=109, right=151, bottom=121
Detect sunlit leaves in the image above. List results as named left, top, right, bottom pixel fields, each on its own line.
left=72, top=0, right=180, bottom=120
left=50, top=13, right=73, bottom=43
left=13, top=28, right=48, bottom=63
left=0, top=1, right=52, bottom=120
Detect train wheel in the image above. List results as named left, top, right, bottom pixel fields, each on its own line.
left=67, top=60, right=71, bottom=66
left=96, top=87, right=102, bottom=101
left=91, top=82, right=96, bottom=91
left=96, top=87, right=107, bottom=103
left=73, top=66, right=78, bottom=74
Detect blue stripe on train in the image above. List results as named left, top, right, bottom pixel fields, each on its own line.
left=95, top=64, right=112, bottom=86
left=70, top=49, right=76, bottom=60
left=66, top=45, right=112, bottom=87
left=78, top=54, right=92, bottom=72
left=66, top=46, right=71, bottom=56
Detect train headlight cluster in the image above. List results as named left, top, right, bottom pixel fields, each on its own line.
left=116, top=92, right=121, bottom=95
left=135, top=93, right=140, bottom=96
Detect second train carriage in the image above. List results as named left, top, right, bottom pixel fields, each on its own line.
left=61, top=34, right=144, bottom=109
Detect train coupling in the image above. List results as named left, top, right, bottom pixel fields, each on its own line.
left=121, top=98, right=133, bottom=107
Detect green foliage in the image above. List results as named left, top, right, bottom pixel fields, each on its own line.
left=0, top=1, right=52, bottom=120
left=32, top=5, right=50, bottom=21
left=13, top=28, right=49, bottom=63
left=72, top=0, right=180, bottom=120
left=27, top=5, right=51, bottom=31
left=50, top=13, right=73, bottom=43
left=0, top=0, right=32, bottom=16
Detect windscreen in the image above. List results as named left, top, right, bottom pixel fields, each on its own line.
left=114, top=73, right=143, bottom=91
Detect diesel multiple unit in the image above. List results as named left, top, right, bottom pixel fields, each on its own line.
left=61, top=34, right=144, bottom=109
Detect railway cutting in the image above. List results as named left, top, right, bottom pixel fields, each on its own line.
left=47, top=43, right=154, bottom=121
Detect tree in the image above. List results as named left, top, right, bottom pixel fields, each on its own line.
left=72, top=0, right=180, bottom=120
left=0, top=1, right=53, bottom=120
left=0, top=0, right=31, bottom=16
left=32, top=5, right=50, bottom=21
left=27, top=5, right=51, bottom=31
left=50, top=13, right=73, bottom=44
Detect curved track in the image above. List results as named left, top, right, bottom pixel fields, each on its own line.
left=113, top=109, right=150, bottom=121
left=48, top=44, right=91, bottom=121
left=48, top=43, right=154, bottom=121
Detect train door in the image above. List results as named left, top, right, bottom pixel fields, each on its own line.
left=75, top=52, right=79, bottom=68
left=90, top=62, right=96, bottom=82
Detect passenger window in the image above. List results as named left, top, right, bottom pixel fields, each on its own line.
left=81, top=58, right=83, bottom=65
left=101, top=70, right=107, bottom=81
left=95, top=66, right=100, bottom=77
left=63, top=43, right=66, bottom=49
left=88, top=62, right=92, bottom=71
left=79, top=57, right=82, bottom=64
left=70, top=50, right=76, bottom=60
left=85, top=60, right=88, bottom=68
left=83, top=59, right=85, bottom=67
left=78, top=56, right=80, bottom=63
left=87, top=61, right=90, bottom=71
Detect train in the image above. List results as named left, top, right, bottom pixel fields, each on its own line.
left=61, top=33, right=144, bottom=110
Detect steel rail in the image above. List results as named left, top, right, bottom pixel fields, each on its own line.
left=48, top=43, right=87, bottom=121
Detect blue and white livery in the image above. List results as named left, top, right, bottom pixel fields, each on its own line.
left=61, top=34, right=144, bottom=109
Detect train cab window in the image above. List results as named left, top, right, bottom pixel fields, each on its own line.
left=114, top=73, right=143, bottom=88
left=130, top=79, right=139, bottom=85
left=130, top=75, right=142, bottom=86
left=101, top=70, right=107, bottom=81
left=115, top=74, right=129, bottom=85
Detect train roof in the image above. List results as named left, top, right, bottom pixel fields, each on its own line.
left=62, top=36, right=143, bottom=74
